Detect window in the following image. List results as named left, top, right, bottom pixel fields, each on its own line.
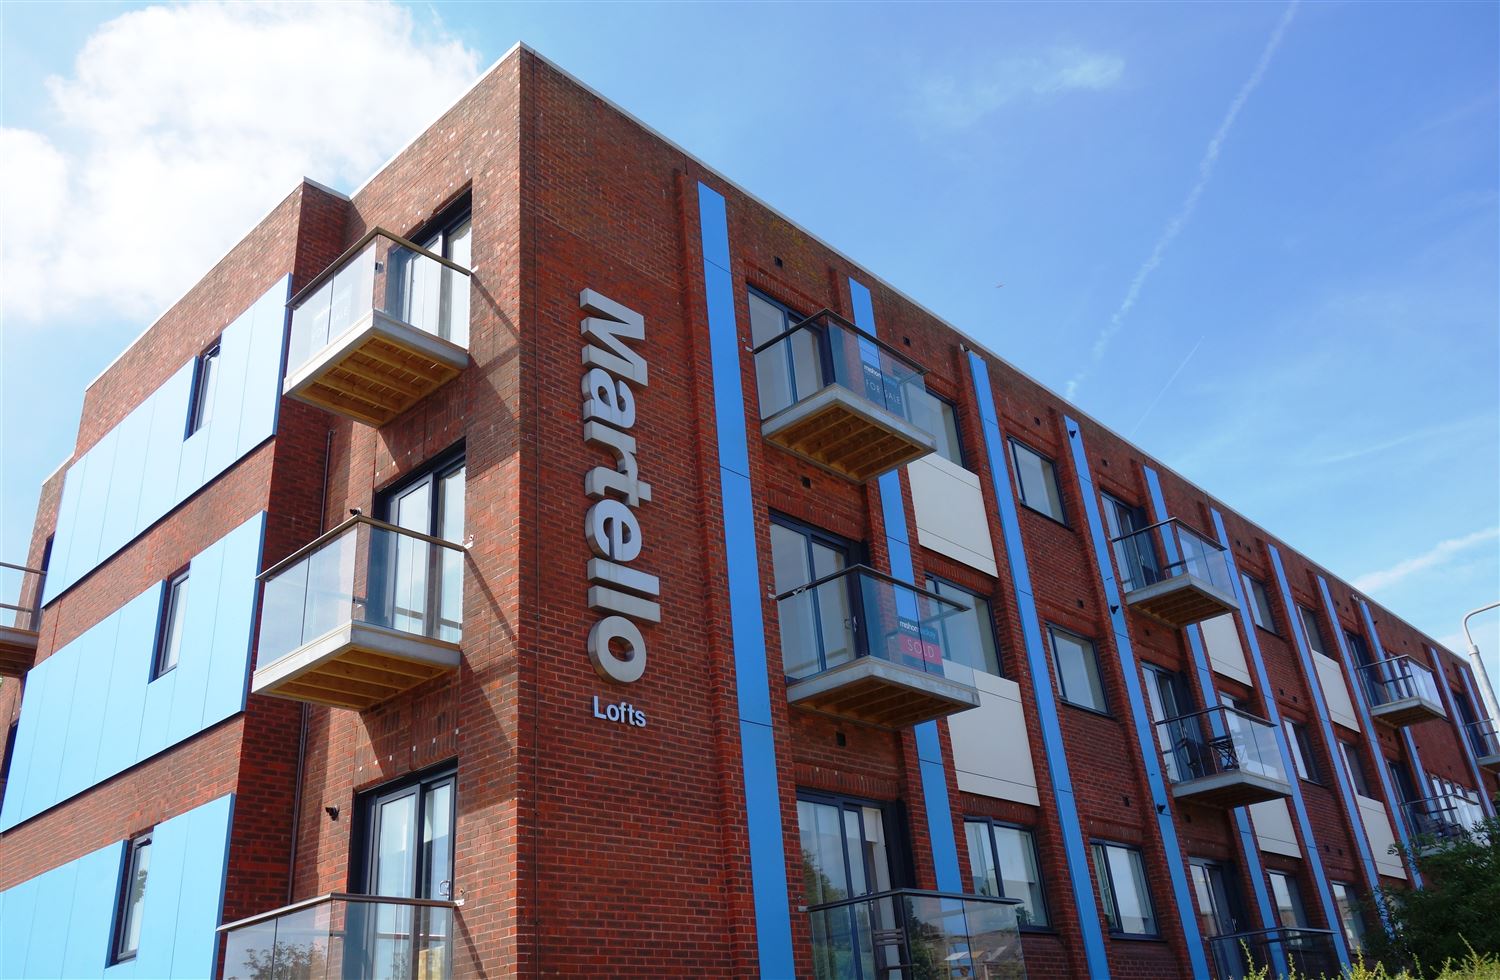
left=1008, top=439, right=1065, bottom=523
left=1091, top=842, right=1157, bottom=937
left=357, top=767, right=456, bottom=900
left=1340, top=742, right=1372, bottom=798
left=112, top=832, right=152, bottom=963
left=185, top=339, right=221, bottom=436
left=0, top=721, right=17, bottom=786
left=1283, top=719, right=1321, bottom=783
left=769, top=517, right=856, bottom=678
left=378, top=451, right=466, bottom=642
left=1102, top=494, right=1160, bottom=592
left=1387, top=758, right=1419, bottom=804
left=152, top=571, right=189, bottom=679
left=798, top=792, right=904, bottom=906
left=926, top=576, right=1001, bottom=677
left=1267, top=870, right=1308, bottom=928
left=1049, top=626, right=1106, bottom=713
left=747, top=289, right=816, bottom=419
left=1240, top=574, right=1276, bottom=633
left=1331, top=881, right=1366, bottom=952
left=1299, top=605, right=1329, bottom=657
left=924, top=395, right=965, bottom=467
left=965, top=819, right=1049, bottom=928
left=1344, top=629, right=1373, bottom=668
left=401, top=202, right=473, bottom=346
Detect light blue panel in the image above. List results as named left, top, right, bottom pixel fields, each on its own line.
left=739, top=720, right=795, bottom=977
left=94, top=589, right=161, bottom=784
left=169, top=794, right=234, bottom=978
left=236, top=278, right=291, bottom=457
left=847, top=278, right=876, bottom=337
left=1065, top=418, right=1208, bottom=980
left=166, top=537, right=225, bottom=746
left=20, top=644, right=79, bottom=823
left=25, top=854, right=79, bottom=977
left=135, top=659, right=178, bottom=763
left=201, top=514, right=265, bottom=728
left=74, top=428, right=120, bottom=572
left=174, top=426, right=209, bottom=508
left=967, top=354, right=1110, bottom=978
left=698, top=181, right=795, bottom=979
left=0, top=661, right=46, bottom=828
left=0, top=876, right=40, bottom=976
left=56, top=613, right=120, bottom=803
left=99, top=399, right=155, bottom=570
left=131, top=807, right=188, bottom=980
left=43, top=460, right=87, bottom=604
left=202, top=307, right=253, bottom=481
left=61, top=843, right=122, bottom=978
left=703, top=263, right=751, bottom=480
left=135, top=364, right=194, bottom=534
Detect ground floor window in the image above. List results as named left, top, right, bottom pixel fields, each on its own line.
left=1090, top=841, right=1158, bottom=937
left=963, top=818, right=1049, bottom=927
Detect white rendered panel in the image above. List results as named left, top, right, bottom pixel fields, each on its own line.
left=1316, top=653, right=1361, bottom=732
left=1201, top=614, right=1252, bottom=686
left=1251, top=798, right=1302, bottom=857
left=948, top=671, right=1040, bottom=805
left=1357, top=794, right=1406, bottom=880
left=907, top=453, right=998, bottom=577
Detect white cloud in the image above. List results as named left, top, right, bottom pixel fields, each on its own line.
left=917, top=48, right=1124, bottom=128
left=1354, top=526, right=1500, bottom=594
left=1, top=1, right=482, bottom=326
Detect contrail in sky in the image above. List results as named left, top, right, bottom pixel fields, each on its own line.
left=1065, top=0, right=1300, bottom=401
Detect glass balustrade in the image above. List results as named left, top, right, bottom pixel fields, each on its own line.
left=804, top=888, right=1025, bottom=980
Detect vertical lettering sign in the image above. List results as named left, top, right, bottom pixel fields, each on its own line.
left=579, top=289, right=658, bottom=692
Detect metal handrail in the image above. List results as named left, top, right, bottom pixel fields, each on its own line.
left=216, top=891, right=461, bottom=933
left=773, top=563, right=960, bottom=609
left=0, top=561, right=44, bottom=575
left=801, top=886, right=1021, bottom=915
left=1156, top=704, right=1274, bottom=729
left=749, top=307, right=927, bottom=375
left=256, top=515, right=467, bottom=583
left=1211, top=926, right=1336, bottom=942
left=1107, top=516, right=1222, bottom=550
left=287, top=226, right=471, bottom=310
left=1358, top=654, right=1429, bottom=674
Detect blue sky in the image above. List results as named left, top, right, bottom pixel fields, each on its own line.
left=2, top=2, right=1497, bottom=673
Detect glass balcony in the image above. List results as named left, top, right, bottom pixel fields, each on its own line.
left=0, top=560, right=44, bottom=676
left=1401, top=795, right=1483, bottom=853
left=1155, top=706, right=1291, bottom=808
left=804, top=888, right=1025, bottom=980
left=284, top=229, right=471, bottom=427
left=1467, top=718, right=1500, bottom=770
left=1109, top=518, right=1238, bottom=628
left=252, top=517, right=465, bottom=711
left=778, top=566, right=981, bottom=729
left=753, top=310, right=936, bottom=482
left=1356, top=656, right=1446, bottom=727
left=218, top=892, right=460, bottom=980
left=1206, top=927, right=1339, bottom=980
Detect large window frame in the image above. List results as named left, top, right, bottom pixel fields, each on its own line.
left=1298, top=605, right=1330, bottom=657
left=111, top=831, right=152, bottom=964
left=1267, top=870, right=1309, bottom=929
left=375, top=446, right=467, bottom=643
left=1048, top=625, right=1108, bottom=714
left=1330, top=881, right=1366, bottom=953
left=151, top=569, right=189, bottom=680
left=351, top=763, right=458, bottom=900
left=1283, top=718, right=1322, bottom=784
left=1340, top=741, right=1372, bottom=798
left=964, top=817, right=1050, bottom=929
left=1090, top=840, right=1159, bottom=938
left=1101, top=492, right=1160, bottom=592
left=925, top=574, right=1002, bottom=678
left=185, top=337, right=221, bottom=438
left=926, top=393, right=966, bottom=468
left=1240, top=573, right=1277, bottom=634
left=1007, top=438, right=1067, bottom=524
left=768, top=514, right=861, bottom=679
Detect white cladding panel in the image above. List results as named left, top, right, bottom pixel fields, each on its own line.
left=1358, top=794, right=1406, bottom=880
left=1316, top=653, right=1361, bottom=732
left=1201, top=614, right=1252, bottom=686
left=948, top=671, right=1039, bottom=806
left=907, top=454, right=998, bottom=577
left=1250, top=798, right=1302, bottom=857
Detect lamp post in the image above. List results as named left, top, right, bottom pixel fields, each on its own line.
left=1462, top=601, right=1500, bottom=721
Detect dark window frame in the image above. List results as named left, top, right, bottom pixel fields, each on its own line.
left=1047, top=624, right=1109, bottom=716
left=1007, top=437, right=1068, bottom=526
left=963, top=816, right=1051, bottom=930
left=1283, top=718, right=1322, bottom=784
left=1267, top=869, right=1310, bottom=929
left=110, top=831, right=152, bottom=964
left=1240, top=573, right=1278, bottom=635
left=924, top=573, right=1004, bottom=678
left=796, top=787, right=915, bottom=895
left=349, top=761, right=459, bottom=899
left=1298, top=605, right=1330, bottom=658
left=184, top=337, right=222, bottom=438
left=1090, top=839, right=1160, bottom=939
left=1339, top=741, right=1372, bottom=798
left=926, top=392, right=968, bottom=469
left=151, top=568, right=190, bottom=680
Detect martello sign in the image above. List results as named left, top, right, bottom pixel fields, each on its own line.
left=579, top=289, right=658, bottom=686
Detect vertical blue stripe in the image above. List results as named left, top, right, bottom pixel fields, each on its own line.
left=1449, top=658, right=1498, bottom=818
left=1066, top=423, right=1208, bottom=980
left=848, top=276, right=962, bottom=894
left=697, top=181, right=795, bottom=978
left=968, top=355, right=1110, bottom=978
left=1142, top=472, right=1282, bottom=965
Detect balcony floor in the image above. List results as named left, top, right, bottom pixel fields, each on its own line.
left=285, top=310, right=467, bottom=427
left=762, top=386, right=935, bottom=483
left=252, top=622, right=460, bottom=711
left=1170, top=769, right=1292, bottom=809
left=1368, top=696, right=1446, bottom=728
left=1124, top=574, right=1238, bottom=629
left=1477, top=750, right=1500, bottom=772
left=0, top=624, right=38, bottom=677
left=787, top=656, right=980, bottom=729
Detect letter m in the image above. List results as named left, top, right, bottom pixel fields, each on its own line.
left=580, top=289, right=647, bottom=385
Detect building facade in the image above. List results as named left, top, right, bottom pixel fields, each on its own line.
left=2, top=45, right=1497, bottom=980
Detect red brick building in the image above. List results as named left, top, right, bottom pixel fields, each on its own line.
left=2, top=44, right=1496, bottom=980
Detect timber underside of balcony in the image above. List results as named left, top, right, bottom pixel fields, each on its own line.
left=787, top=656, right=981, bottom=729
left=1124, top=576, right=1238, bottom=629
left=285, top=311, right=467, bottom=427
left=0, top=625, right=38, bottom=676
left=1171, top=769, right=1292, bottom=809
left=762, top=387, right=935, bottom=483
left=252, top=622, right=460, bottom=711
left=1368, top=697, right=1446, bottom=728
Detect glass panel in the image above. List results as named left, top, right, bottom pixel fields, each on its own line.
left=423, top=782, right=453, bottom=900
left=159, top=576, right=189, bottom=674
left=798, top=800, right=851, bottom=905
left=860, top=806, right=892, bottom=894
left=1106, top=847, right=1157, bottom=935
left=120, top=840, right=150, bottom=957
left=1012, top=443, right=1063, bottom=521
left=442, top=220, right=472, bottom=347
left=375, top=793, right=417, bottom=897
left=1268, top=872, right=1307, bottom=928
left=772, top=526, right=821, bottom=678
left=437, top=466, right=466, bottom=642
left=391, top=482, right=433, bottom=635
left=812, top=542, right=853, bottom=670
left=1053, top=630, right=1105, bottom=711
left=929, top=579, right=1001, bottom=677
left=1300, top=607, right=1328, bottom=657
left=966, top=821, right=1001, bottom=898
left=993, top=825, right=1048, bottom=927
left=1176, top=526, right=1233, bottom=592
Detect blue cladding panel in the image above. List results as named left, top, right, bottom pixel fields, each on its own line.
left=26, top=857, right=79, bottom=977
left=1065, top=421, right=1208, bottom=980
left=0, top=877, right=41, bottom=976
left=968, top=356, right=1110, bottom=978
left=168, top=795, right=235, bottom=978
left=43, top=276, right=289, bottom=604
left=698, top=181, right=795, bottom=978
left=62, top=845, right=120, bottom=978
left=1, top=515, right=264, bottom=831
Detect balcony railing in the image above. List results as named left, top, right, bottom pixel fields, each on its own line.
left=284, top=228, right=471, bottom=427
left=1156, top=706, right=1291, bottom=808
left=1467, top=718, right=1500, bottom=770
left=804, top=888, right=1025, bottom=980
left=251, top=516, right=465, bottom=711
left=1206, top=927, right=1339, bottom=980
left=0, top=560, right=44, bottom=676
left=218, top=892, right=460, bottom=980
left=777, top=565, right=981, bottom=729
left=1110, top=518, right=1238, bottom=628
left=1401, top=795, right=1482, bottom=852
left=1356, top=655, right=1446, bottom=727
left=753, top=310, right=936, bottom=482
